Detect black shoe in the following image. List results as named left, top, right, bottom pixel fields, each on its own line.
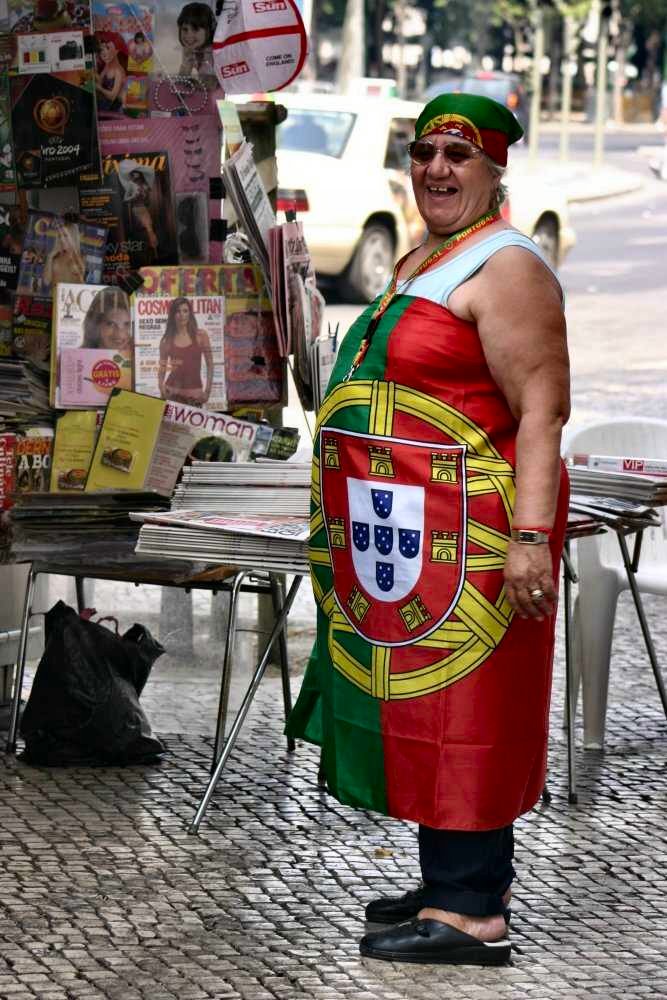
left=360, top=918, right=511, bottom=966
left=364, top=886, right=427, bottom=924
left=365, top=887, right=512, bottom=926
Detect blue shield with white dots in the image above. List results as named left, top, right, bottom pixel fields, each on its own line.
left=374, top=525, right=393, bottom=555
left=352, top=521, right=370, bottom=551
left=399, top=529, right=420, bottom=559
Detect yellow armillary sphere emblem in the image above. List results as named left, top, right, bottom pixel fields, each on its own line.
left=309, top=380, right=516, bottom=701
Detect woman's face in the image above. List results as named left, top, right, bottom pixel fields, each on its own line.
left=99, top=308, right=132, bottom=350
left=410, top=137, right=498, bottom=237
left=175, top=302, right=191, bottom=325
left=99, top=40, right=117, bottom=63
left=180, top=21, right=207, bottom=50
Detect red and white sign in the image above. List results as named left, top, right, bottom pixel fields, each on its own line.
left=213, top=0, right=307, bottom=94
left=320, top=427, right=468, bottom=646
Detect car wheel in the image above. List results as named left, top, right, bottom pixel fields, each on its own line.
left=532, top=216, right=560, bottom=269
left=340, top=223, right=394, bottom=303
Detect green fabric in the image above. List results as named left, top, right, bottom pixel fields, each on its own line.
left=415, top=92, right=524, bottom=145
left=286, top=292, right=416, bottom=814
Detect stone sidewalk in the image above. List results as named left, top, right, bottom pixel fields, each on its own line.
left=1, top=584, right=666, bottom=1000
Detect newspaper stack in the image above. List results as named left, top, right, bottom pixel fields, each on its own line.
left=569, top=453, right=667, bottom=508
left=132, top=460, right=312, bottom=572
left=172, top=460, right=310, bottom=515
left=133, top=512, right=309, bottom=573
left=9, top=491, right=173, bottom=569
left=0, top=360, right=51, bottom=428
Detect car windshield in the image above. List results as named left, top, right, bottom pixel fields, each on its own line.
left=277, top=110, right=356, bottom=158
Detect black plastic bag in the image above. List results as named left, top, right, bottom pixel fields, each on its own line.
left=20, top=600, right=166, bottom=766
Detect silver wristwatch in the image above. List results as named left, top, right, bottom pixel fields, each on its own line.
left=510, top=528, right=550, bottom=544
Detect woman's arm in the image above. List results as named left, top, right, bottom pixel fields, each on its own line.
left=470, top=247, right=570, bottom=621
left=199, top=330, right=213, bottom=401
left=97, top=65, right=125, bottom=104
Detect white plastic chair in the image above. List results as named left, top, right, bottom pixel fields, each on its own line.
left=564, top=417, right=667, bottom=749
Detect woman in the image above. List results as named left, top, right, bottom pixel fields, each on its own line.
left=83, top=287, right=132, bottom=351
left=158, top=296, right=213, bottom=405
left=287, top=93, right=570, bottom=966
left=177, top=2, right=218, bottom=90
left=118, top=160, right=159, bottom=261
left=43, top=222, right=85, bottom=290
left=95, top=32, right=127, bottom=114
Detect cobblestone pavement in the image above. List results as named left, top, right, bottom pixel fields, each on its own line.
left=1, top=583, right=666, bottom=1000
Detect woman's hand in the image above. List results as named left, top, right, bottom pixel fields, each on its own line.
left=504, top=541, right=557, bottom=621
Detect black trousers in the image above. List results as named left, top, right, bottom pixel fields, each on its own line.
left=418, top=823, right=515, bottom=916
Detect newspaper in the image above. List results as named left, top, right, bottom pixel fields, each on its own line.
left=268, top=220, right=324, bottom=409
left=570, top=453, right=667, bottom=477
left=131, top=509, right=309, bottom=541
left=222, top=141, right=275, bottom=287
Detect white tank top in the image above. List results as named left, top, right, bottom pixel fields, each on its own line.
left=395, top=229, right=563, bottom=308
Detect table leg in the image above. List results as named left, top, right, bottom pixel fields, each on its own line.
left=270, top=573, right=295, bottom=752
left=211, top=570, right=247, bottom=770
left=562, top=543, right=578, bottom=804
left=6, top=567, right=37, bottom=753
left=616, top=530, right=667, bottom=718
left=188, top=575, right=303, bottom=834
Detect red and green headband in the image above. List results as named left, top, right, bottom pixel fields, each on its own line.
left=414, top=92, right=524, bottom=167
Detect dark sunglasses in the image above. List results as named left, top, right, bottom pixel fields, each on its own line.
left=407, top=139, right=482, bottom=166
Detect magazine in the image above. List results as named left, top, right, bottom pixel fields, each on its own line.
left=0, top=77, right=16, bottom=193
left=11, top=294, right=52, bottom=369
left=98, top=115, right=222, bottom=263
left=137, top=264, right=283, bottom=405
left=85, top=388, right=263, bottom=495
left=49, top=409, right=101, bottom=491
left=51, top=282, right=133, bottom=408
left=10, top=69, right=101, bottom=188
left=13, top=425, right=54, bottom=494
left=79, top=150, right=177, bottom=285
left=149, top=0, right=221, bottom=104
left=92, top=0, right=154, bottom=118
left=14, top=30, right=87, bottom=75
left=0, top=202, right=26, bottom=290
left=0, top=294, right=11, bottom=356
left=16, top=212, right=107, bottom=299
left=132, top=292, right=227, bottom=411
left=5, top=0, right=92, bottom=35
left=570, top=453, right=667, bottom=477
left=0, top=431, right=16, bottom=508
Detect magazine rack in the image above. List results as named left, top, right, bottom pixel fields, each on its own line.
left=5, top=561, right=303, bottom=831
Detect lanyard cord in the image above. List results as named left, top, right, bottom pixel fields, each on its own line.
left=343, top=208, right=501, bottom=382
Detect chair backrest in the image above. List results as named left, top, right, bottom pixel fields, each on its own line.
left=564, top=417, right=667, bottom=573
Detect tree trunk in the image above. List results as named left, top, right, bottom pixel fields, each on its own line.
left=337, top=0, right=365, bottom=93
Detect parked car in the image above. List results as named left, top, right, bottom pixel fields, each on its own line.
left=424, top=70, right=529, bottom=138
left=276, top=93, right=575, bottom=302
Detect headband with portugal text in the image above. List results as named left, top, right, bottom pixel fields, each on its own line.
left=414, top=93, right=524, bottom=167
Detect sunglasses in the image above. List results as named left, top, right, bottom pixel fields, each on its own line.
left=407, top=139, right=482, bottom=166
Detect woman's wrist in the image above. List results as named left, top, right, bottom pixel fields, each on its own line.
left=510, top=526, right=551, bottom=545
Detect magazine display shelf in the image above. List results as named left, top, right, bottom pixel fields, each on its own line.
left=5, top=559, right=304, bottom=832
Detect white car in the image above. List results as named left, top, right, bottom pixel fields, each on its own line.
left=276, top=93, right=575, bottom=302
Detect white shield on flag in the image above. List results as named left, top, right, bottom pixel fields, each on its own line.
left=347, top=477, right=424, bottom=602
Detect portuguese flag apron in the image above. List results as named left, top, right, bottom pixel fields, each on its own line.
left=287, top=291, right=569, bottom=831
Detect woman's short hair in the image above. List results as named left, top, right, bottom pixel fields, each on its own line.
left=177, top=2, right=216, bottom=45
left=83, top=287, right=130, bottom=347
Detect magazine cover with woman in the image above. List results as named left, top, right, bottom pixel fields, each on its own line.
left=132, top=292, right=226, bottom=411
left=50, top=282, right=133, bottom=408
left=79, top=151, right=177, bottom=284
left=92, top=0, right=155, bottom=118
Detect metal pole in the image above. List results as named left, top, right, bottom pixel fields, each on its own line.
left=593, top=10, right=609, bottom=167
left=188, top=575, right=303, bottom=833
left=528, top=3, right=545, bottom=167
left=559, top=14, right=574, bottom=162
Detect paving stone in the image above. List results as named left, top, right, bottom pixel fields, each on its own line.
left=1, top=584, right=666, bottom=999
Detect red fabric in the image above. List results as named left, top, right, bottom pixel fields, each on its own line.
left=377, top=299, right=569, bottom=829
